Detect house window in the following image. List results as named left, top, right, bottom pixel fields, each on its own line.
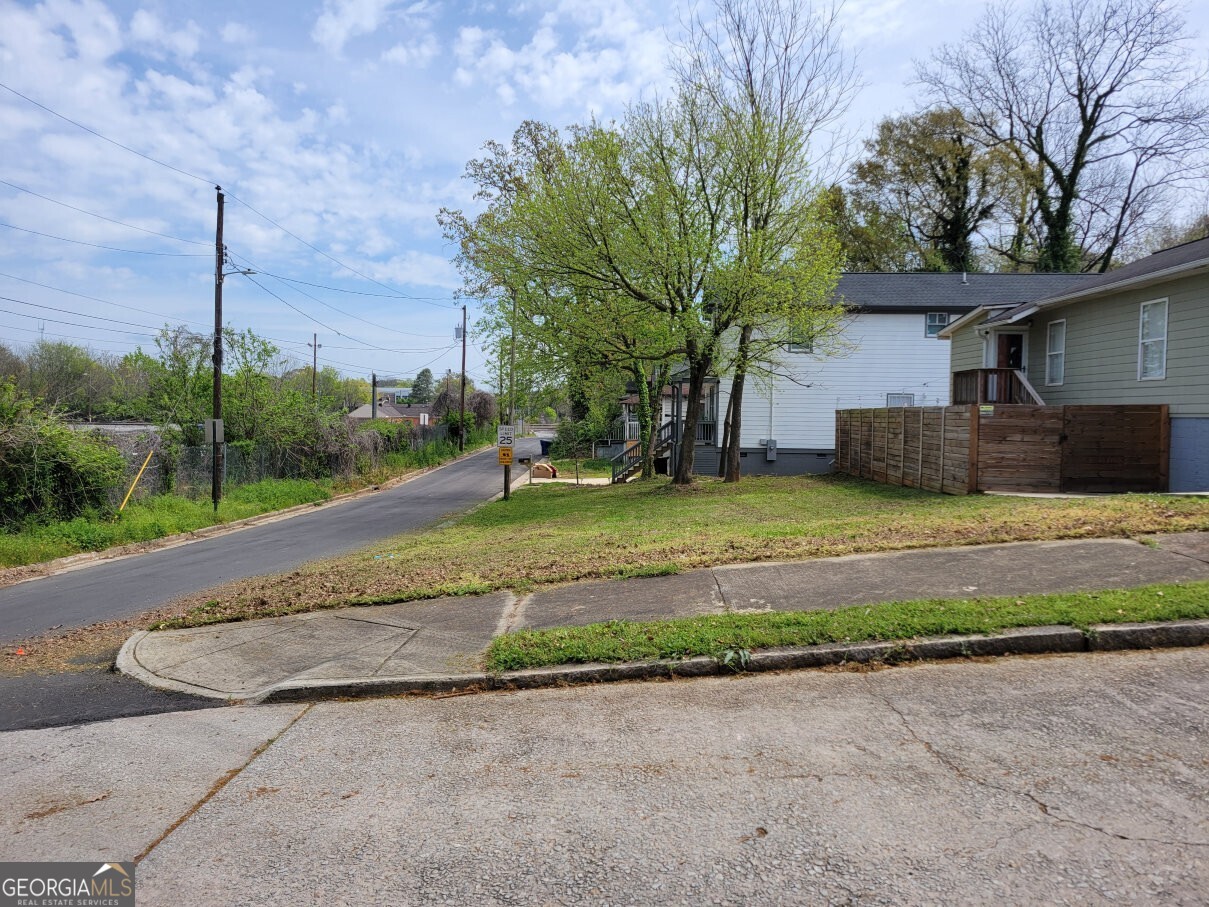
left=925, top=312, right=950, bottom=337
left=1139, top=299, right=1168, bottom=380
left=1046, top=320, right=1065, bottom=386
left=786, top=333, right=814, bottom=353
left=886, top=393, right=915, bottom=407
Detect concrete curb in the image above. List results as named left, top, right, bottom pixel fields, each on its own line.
left=120, top=619, right=1209, bottom=705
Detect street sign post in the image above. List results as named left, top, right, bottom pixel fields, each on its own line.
left=498, top=424, right=515, bottom=500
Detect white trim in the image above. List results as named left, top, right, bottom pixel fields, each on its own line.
left=983, top=327, right=1029, bottom=373
left=925, top=312, right=950, bottom=337
left=1045, top=319, right=1066, bottom=386
left=1138, top=298, right=1168, bottom=381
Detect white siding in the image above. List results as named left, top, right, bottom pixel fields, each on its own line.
left=717, top=313, right=954, bottom=449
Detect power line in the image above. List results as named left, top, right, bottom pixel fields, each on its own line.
left=0, top=222, right=211, bottom=256
left=0, top=178, right=209, bottom=245
left=252, top=269, right=456, bottom=303
left=225, top=249, right=450, bottom=339
left=237, top=272, right=456, bottom=355
left=0, top=271, right=212, bottom=330
left=0, top=319, right=145, bottom=352
left=223, top=191, right=458, bottom=310
left=0, top=294, right=164, bottom=332
left=0, top=81, right=212, bottom=186
left=3, top=82, right=457, bottom=316
left=0, top=304, right=158, bottom=338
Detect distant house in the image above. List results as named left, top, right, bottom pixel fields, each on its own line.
left=941, top=237, right=1209, bottom=492
left=347, top=401, right=432, bottom=427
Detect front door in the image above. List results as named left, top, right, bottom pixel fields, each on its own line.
left=996, top=333, right=1025, bottom=370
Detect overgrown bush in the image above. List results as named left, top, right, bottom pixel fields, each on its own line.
left=550, top=420, right=596, bottom=460
left=0, top=382, right=125, bottom=527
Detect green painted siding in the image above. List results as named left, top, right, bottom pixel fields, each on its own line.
left=1025, top=273, right=1209, bottom=417
left=949, top=323, right=984, bottom=373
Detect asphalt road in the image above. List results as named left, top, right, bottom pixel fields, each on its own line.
left=5, top=649, right=1205, bottom=903
left=0, top=440, right=537, bottom=642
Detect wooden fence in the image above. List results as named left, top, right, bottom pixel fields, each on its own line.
left=835, top=404, right=1168, bottom=495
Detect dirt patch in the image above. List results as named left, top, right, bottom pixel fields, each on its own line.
left=0, top=606, right=179, bottom=678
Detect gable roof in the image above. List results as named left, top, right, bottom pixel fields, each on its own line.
left=988, top=236, right=1209, bottom=326
left=836, top=271, right=1092, bottom=313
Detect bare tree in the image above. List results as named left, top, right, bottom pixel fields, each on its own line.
left=917, top=0, right=1209, bottom=272
left=674, top=0, right=857, bottom=481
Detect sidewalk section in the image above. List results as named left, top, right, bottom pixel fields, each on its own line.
left=119, top=534, right=1209, bottom=703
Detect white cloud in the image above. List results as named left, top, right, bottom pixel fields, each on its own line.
left=450, top=1, right=669, bottom=115
left=129, top=8, right=202, bottom=59
left=220, top=21, right=255, bottom=45
left=381, top=33, right=439, bottom=67
left=311, top=0, right=435, bottom=55
left=370, top=250, right=460, bottom=289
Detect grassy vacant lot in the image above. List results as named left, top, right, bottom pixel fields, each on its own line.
left=0, top=435, right=495, bottom=569
left=0, top=479, right=333, bottom=568
left=486, top=582, right=1209, bottom=671
left=152, top=474, right=1209, bottom=630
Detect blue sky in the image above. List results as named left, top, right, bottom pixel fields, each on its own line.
left=1, top=0, right=1206, bottom=389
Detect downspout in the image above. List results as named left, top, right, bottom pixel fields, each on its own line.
left=767, top=382, right=774, bottom=443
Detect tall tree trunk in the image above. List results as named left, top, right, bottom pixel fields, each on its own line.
left=717, top=393, right=733, bottom=478
left=723, top=324, right=754, bottom=483
left=632, top=365, right=654, bottom=480
left=672, top=351, right=711, bottom=485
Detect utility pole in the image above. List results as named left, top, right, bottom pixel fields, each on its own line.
left=211, top=186, right=225, bottom=513
left=308, top=333, right=322, bottom=398
left=371, top=372, right=377, bottom=420
left=503, top=290, right=518, bottom=500
left=458, top=304, right=467, bottom=453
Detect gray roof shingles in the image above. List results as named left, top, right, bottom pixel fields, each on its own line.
left=835, top=271, right=1092, bottom=312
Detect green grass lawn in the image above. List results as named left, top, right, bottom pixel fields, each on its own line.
left=150, top=473, right=1209, bottom=630
left=0, top=479, right=334, bottom=568
left=485, top=581, right=1209, bottom=671
left=0, top=434, right=496, bottom=569
left=550, top=457, right=615, bottom=479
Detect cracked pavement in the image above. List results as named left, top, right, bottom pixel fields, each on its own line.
left=3, top=647, right=1206, bottom=905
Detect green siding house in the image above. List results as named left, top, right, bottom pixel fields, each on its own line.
left=940, top=237, right=1209, bottom=492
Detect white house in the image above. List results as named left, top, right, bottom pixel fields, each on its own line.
left=689, top=271, right=1093, bottom=476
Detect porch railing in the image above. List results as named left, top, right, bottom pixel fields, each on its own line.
left=952, top=369, right=1044, bottom=405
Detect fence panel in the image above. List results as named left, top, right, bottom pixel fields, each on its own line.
left=836, top=406, right=972, bottom=495
left=836, top=404, right=1168, bottom=495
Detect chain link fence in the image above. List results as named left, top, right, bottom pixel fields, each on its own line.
left=92, top=421, right=454, bottom=504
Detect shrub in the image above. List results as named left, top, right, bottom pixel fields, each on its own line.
left=0, top=382, right=125, bottom=527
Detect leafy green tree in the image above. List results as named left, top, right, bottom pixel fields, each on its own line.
left=431, top=373, right=474, bottom=420
left=825, top=185, right=916, bottom=272
left=847, top=108, right=1017, bottom=273
left=21, top=341, right=112, bottom=420
left=150, top=327, right=212, bottom=445
left=409, top=368, right=435, bottom=404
